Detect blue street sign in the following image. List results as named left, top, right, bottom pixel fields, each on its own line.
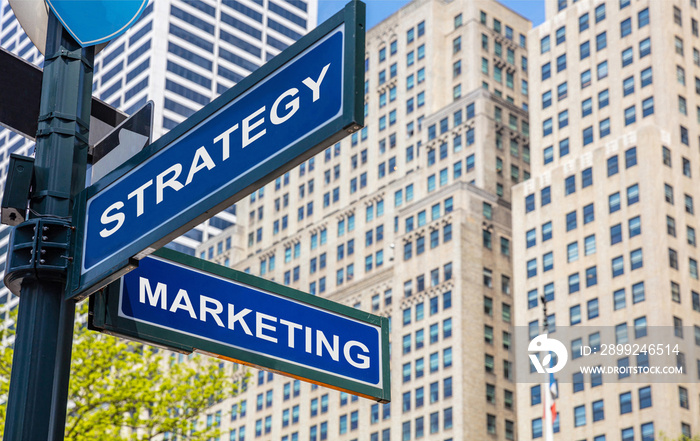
left=70, top=2, right=365, bottom=299
left=90, top=248, right=390, bottom=402
left=45, top=0, right=148, bottom=47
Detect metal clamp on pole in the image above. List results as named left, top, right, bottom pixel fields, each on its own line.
left=3, top=0, right=151, bottom=437
left=3, top=218, right=72, bottom=297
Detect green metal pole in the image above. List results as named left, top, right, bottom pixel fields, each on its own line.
left=3, top=12, right=93, bottom=441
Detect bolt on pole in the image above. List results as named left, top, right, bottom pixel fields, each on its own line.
left=3, top=10, right=93, bottom=441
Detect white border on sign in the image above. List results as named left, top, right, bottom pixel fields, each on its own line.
left=82, top=25, right=345, bottom=274
left=117, top=255, right=384, bottom=389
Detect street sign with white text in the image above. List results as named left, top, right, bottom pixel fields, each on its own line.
left=70, top=2, right=365, bottom=300
left=89, top=248, right=390, bottom=402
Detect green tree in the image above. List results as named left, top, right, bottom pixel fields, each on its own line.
left=0, top=306, right=16, bottom=432
left=1, top=304, right=238, bottom=440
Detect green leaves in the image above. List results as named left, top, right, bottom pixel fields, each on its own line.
left=0, top=303, right=236, bottom=440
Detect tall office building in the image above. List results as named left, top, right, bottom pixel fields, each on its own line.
left=514, top=0, right=700, bottom=440
left=0, top=0, right=46, bottom=324
left=0, top=0, right=316, bottom=325
left=91, top=0, right=317, bottom=254
left=195, top=0, right=531, bottom=439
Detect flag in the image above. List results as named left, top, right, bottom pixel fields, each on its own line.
left=543, top=372, right=557, bottom=441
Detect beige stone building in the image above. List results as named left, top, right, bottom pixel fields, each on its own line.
left=194, top=0, right=531, bottom=440
left=513, top=0, right=700, bottom=440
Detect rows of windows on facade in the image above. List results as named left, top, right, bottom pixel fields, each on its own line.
left=530, top=384, right=694, bottom=439
left=524, top=148, right=647, bottom=285
left=5, top=0, right=518, bottom=439
left=0, top=0, right=43, bottom=190
left=530, top=385, right=662, bottom=440
left=0, top=0, right=312, bottom=260
left=0, top=0, right=43, bottom=309
left=90, top=0, right=310, bottom=124
left=538, top=1, right=700, bottom=156
left=212, top=144, right=515, bottom=294
left=0, top=2, right=41, bottom=64
left=219, top=327, right=460, bottom=440
left=227, top=371, right=458, bottom=440
left=471, top=9, right=531, bottom=189
left=523, top=0, right=700, bottom=439
left=224, top=155, right=461, bottom=294
left=224, top=386, right=458, bottom=440
left=203, top=12, right=531, bottom=268
left=530, top=6, right=700, bottom=290
left=525, top=162, right=699, bottom=440
left=220, top=336, right=460, bottom=441
left=91, top=0, right=312, bottom=255
left=529, top=0, right=700, bottom=355
left=427, top=103, right=531, bottom=190
left=193, top=6, right=522, bottom=441
left=474, top=11, right=530, bottom=110
left=539, top=4, right=656, bottom=150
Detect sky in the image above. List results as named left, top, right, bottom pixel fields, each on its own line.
left=317, top=0, right=545, bottom=29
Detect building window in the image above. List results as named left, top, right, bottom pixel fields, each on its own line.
left=557, top=54, right=566, bottom=72
left=592, top=400, right=604, bottom=422
left=612, top=256, right=624, bottom=278
left=541, top=35, right=550, bottom=54
left=673, top=37, right=683, bottom=55
left=614, top=288, right=626, bottom=310
left=621, top=47, right=633, bottom=66
left=580, top=41, right=590, bottom=59
left=558, top=110, right=569, bottom=128
left=621, top=17, right=632, bottom=37
left=585, top=234, right=596, bottom=255
left=569, top=273, right=580, bottom=294
left=596, top=31, right=607, bottom=50
left=532, top=418, right=543, bottom=438
left=634, top=317, right=647, bottom=339
left=586, top=266, right=598, bottom=287
left=597, top=61, right=608, bottom=80
left=623, top=76, right=634, bottom=96
left=543, top=118, right=553, bottom=136
left=565, top=176, right=576, bottom=195
left=642, top=97, right=654, bottom=117
left=630, top=248, right=643, bottom=270
left=581, top=69, right=591, bottom=88
left=587, top=297, right=599, bottom=318
left=566, top=211, right=577, bottom=231
left=574, top=405, right=586, bottom=427
left=542, top=62, right=551, bottom=81
left=673, top=5, right=682, bottom=25
left=683, top=157, right=691, bottom=177
left=595, top=3, right=606, bottom=21
left=570, top=305, right=581, bottom=325
left=568, top=242, right=579, bottom=263
left=540, top=222, right=552, bottom=242
left=640, top=38, right=651, bottom=57
left=541, top=187, right=551, bottom=206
